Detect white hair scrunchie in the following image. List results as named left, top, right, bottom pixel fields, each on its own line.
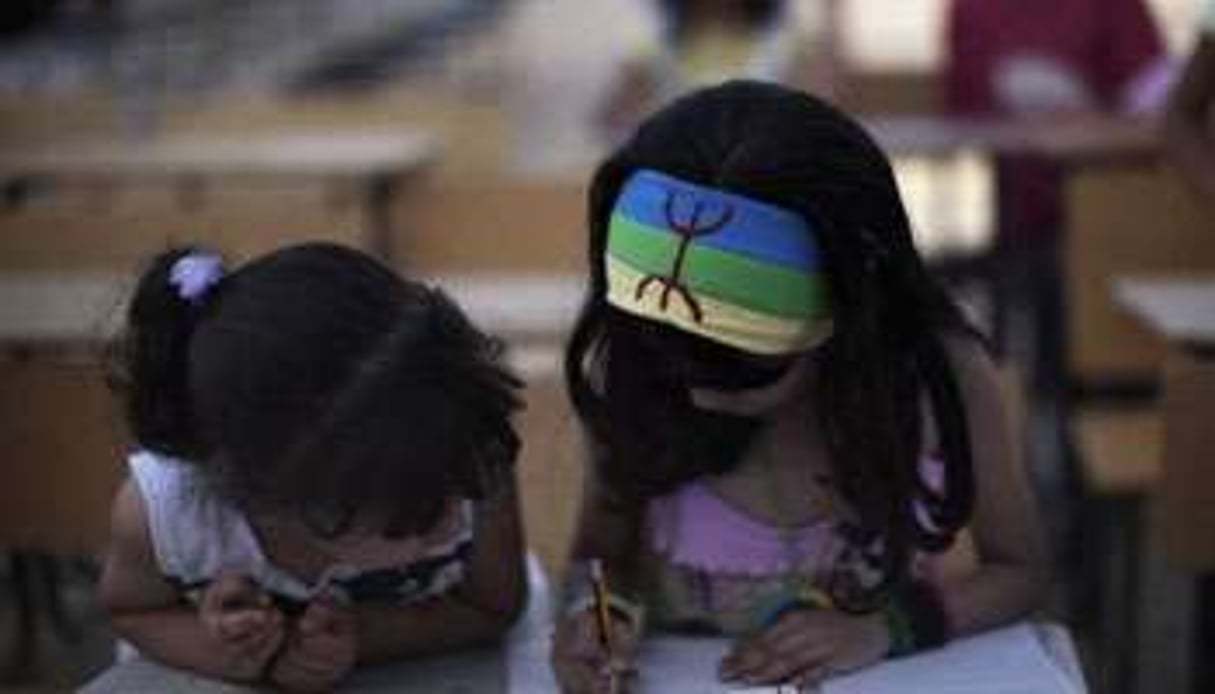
left=169, top=252, right=225, bottom=304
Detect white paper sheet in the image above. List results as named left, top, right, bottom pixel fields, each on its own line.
left=822, top=624, right=1082, bottom=694
left=512, top=623, right=1083, bottom=694
left=504, top=563, right=1084, bottom=694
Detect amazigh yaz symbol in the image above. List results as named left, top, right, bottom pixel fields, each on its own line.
left=634, top=190, right=735, bottom=322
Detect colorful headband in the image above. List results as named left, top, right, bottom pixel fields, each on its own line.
left=605, top=170, right=832, bottom=355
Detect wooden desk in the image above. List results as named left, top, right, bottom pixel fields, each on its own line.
left=80, top=646, right=504, bottom=693
left=80, top=556, right=551, bottom=693
left=0, top=273, right=126, bottom=351
left=1115, top=277, right=1215, bottom=347
left=507, top=560, right=1086, bottom=693
left=81, top=555, right=1087, bottom=693
left=0, top=274, right=131, bottom=679
left=0, top=130, right=439, bottom=261
left=864, top=114, right=1158, bottom=161
left=1114, top=276, right=1215, bottom=694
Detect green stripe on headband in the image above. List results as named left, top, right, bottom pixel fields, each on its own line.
left=604, top=168, right=834, bottom=355
left=609, top=214, right=829, bottom=319
left=606, top=255, right=834, bottom=355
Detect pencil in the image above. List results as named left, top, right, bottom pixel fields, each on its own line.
left=589, top=558, right=619, bottom=694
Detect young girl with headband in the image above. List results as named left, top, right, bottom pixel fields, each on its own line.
left=552, top=81, right=1046, bottom=691
left=99, top=243, right=525, bottom=691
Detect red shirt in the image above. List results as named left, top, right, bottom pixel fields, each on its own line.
left=946, top=0, right=1164, bottom=116
left=944, top=0, right=1164, bottom=243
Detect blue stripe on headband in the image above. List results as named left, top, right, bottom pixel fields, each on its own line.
left=612, top=169, right=820, bottom=272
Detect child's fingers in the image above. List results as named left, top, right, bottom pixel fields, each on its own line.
left=199, top=573, right=272, bottom=642
left=597, top=658, right=638, bottom=694
left=738, top=645, right=830, bottom=687
left=552, top=657, right=612, bottom=694
left=560, top=610, right=638, bottom=662
left=272, top=633, right=355, bottom=690
left=206, top=573, right=263, bottom=611
left=215, top=608, right=272, bottom=641
left=721, top=635, right=831, bottom=686
left=232, top=618, right=285, bottom=667
left=792, top=661, right=836, bottom=690
left=300, top=593, right=353, bottom=636
left=225, top=608, right=283, bottom=648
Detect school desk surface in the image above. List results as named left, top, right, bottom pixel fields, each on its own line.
left=77, top=555, right=549, bottom=694
left=82, top=562, right=1087, bottom=693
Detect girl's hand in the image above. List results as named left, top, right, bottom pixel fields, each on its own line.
left=720, top=610, right=890, bottom=689
left=551, top=608, right=641, bottom=694
left=270, top=594, right=357, bottom=693
left=197, top=572, right=284, bottom=681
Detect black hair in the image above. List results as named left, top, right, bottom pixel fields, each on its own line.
left=565, top=81, right=980, bottom=601
left=111, top=242, right=522, bottom=538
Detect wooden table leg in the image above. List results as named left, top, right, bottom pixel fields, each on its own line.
left=1195, top=574, right=1214, bottom=694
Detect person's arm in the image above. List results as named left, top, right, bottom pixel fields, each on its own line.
left=1165, top=34, right=1215, bottom=208
left=551, top=452, right=648, bottom=694
left=99, top=479, right=284, bottom=683
left=566, top=457, right=646, bottom=588
left=935, top=335, right=1049, bottom=636
left=351, top=476, right=528, bottom=664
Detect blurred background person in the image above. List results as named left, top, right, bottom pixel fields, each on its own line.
left=597, top=0, right=841, bottom=142
left=946, top=0, right=1172, bottom=118
left=943, top=0, right=1170, bottom=396
left=1165, top=0, right=1215, bottom=210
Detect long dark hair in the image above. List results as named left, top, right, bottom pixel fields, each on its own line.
left=565, top=81, right=978, bottom=594
left=111, top=242, right=522, bottom=538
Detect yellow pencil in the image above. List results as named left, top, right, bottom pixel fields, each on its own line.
left=589, top=558, right=619, bottom=694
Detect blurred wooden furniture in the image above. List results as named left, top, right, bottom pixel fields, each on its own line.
left=0, top=355, right=126, bottom=555
left=863, top=114, right=1157, bottom=160
left=1066, top=172, right=1215, bottom=390
left=1064, top=169, right=1215, bottom=502
left=1115, top=278, right=1215, bottom=347
left=0, top=182, right=368, bottom=273
left=840, top=70, right=942, bottom=116
left=1157, top=348, right=1215, bottom=573
left=0, top=129, right=437, bottom=263
left=1116, top=280, right=1215, bottom=694
left=163, top=85, right=508, bottom=179
left=392, top=174, right=587, bottom=276
left=0, top=92, right=122, bottom=150
left=1061, top=164, right=1215, bottom=694
left=0, top=273, right=129, bottom=679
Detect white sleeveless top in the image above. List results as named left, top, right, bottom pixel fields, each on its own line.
left=128, top=450, right=475, bottom=611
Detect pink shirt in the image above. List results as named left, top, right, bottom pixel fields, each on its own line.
left=643, top=463, right=949, bottom=635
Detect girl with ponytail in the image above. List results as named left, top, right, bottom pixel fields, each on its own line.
left=99, top=243, right=525, bottom=691
left=553, top=81, right=1046, bottom=692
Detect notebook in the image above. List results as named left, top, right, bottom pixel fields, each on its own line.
left=629, top=623, right=1084, bottom=694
